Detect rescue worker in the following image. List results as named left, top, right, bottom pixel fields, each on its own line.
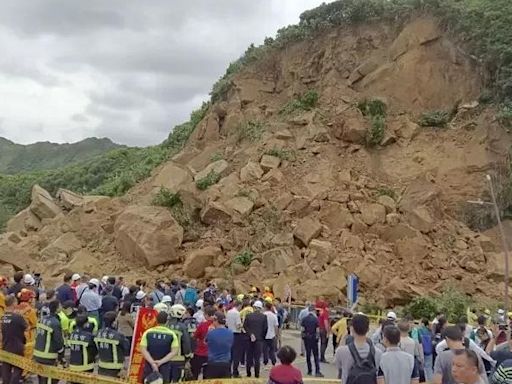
left=182, top=307, right=198, bottom=352
left=58, top=300, right=76, bottom=339
left=95, top=311, right=131, bottom=378
left=0, top=276, right=8, bottom=318
left=262, top=287, right=274, bottom=301
left=167, top=304, right=193, bottom=382
left=1, top=295, right=27, bottom=384
left=33, top=300, right=65, bottom=384
left=68, top=314, right=98, bottom=376
left=140, top=311, right=180, bottom=384
left=16, top=288, right=38, bottom=366
left=69, top=305, right=99, bottom=335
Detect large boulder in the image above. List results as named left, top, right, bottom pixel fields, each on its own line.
left=360, top=203, right=386, bottom=226
left=407, top=206, right=434, bottom=233
left=319, top=202, right=354, bottom=231
left=183, top=246, right=223, bottom=278
left=339, top=117, right=367, bottom=144
left=261, top=247, right=300, bottom=274
left=194, top=160, right=229, bottom=182
left=260, top=155, right=281, bottom=171
left=224, top=197, right=254, bottom=217
left=296, top=267, right=346, bottom=302
left=0, top=240, right=32, bottom=270
left=114, top=206, right=184, bottom=267
left=7, top=207, right=42, bottom=233
left=240, top=161, right=264, bottom=182
left=30, top=185, right=62, bottom=220
left=395, top=236, right=429, bottom=262
left=40, top=232, right=82, bottom=261
left=152, top=163, right=193, bottom=192
left=293, top=216, right=322, bottom=246
left=200, top=202, right=232, bottom=225
left=56, top=189, right=84, bottom=210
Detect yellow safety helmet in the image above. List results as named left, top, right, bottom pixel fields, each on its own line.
left=237, top=294, right=245, bottom=301
left=264, top=286, right=271, bottom=292
left=264, top=297, right=273, bottom=304
left=484, top=309, right=491, bottom=315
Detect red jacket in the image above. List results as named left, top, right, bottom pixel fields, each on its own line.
left=193, top=319, right=213, bottom=356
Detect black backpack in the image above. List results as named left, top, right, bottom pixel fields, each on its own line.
left=346, top=340, right=377, bottom=384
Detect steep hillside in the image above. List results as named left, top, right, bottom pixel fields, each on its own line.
left=1, top=1, right=512, bottom=307
left=0, top=137, right=122, bottom=174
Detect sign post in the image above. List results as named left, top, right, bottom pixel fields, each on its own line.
left=347, top=274, right=359, bottom=309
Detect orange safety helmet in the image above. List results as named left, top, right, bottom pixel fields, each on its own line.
left=0, top=276, right=8, bottom=288
left=18, top=288, right=35, bottom=302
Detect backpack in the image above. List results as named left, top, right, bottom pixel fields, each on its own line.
left=203, top=289, right=215, bottom=305
left=419, top=331, right=433, bottom=356
left=183, top=288, right=197, bottom=306
left=346, top=340, right=377, bottom=384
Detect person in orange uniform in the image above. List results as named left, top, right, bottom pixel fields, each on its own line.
left=16, top=289, right=38, bottom=360
left=262, top=287, right=274, bottom=302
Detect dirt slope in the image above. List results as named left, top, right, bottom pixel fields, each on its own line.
left=1, top=17, right=510, bottom=307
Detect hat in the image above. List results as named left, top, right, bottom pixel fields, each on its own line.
left=250, top=286, right=258, bottom=293
left=154, top=303, right=168, bottom=313
left=196, top=299, right=204, bottom=309
left=71, top=273, right=81, bottom=281
left=386, top=311, right=397, bottom=320
left=236, top=294, right=245, bottom=302
left=264, top=297, right=273, bottom=304
left=161, top=295, right=173, bottom=304
left=23, top=274, right=35, bottom=285
left=253, top=300, right=263, bottom=309
left=136, top=290, right=146, bottom=300
left=89, top=278, right=100, bottom=288
left=213, top=311, right=226, bottom=325
left=499, top=309, right=505, bottom=315
left=101, top=276, right=109, bottom=284
left=264, top=286, right=270, bottom=291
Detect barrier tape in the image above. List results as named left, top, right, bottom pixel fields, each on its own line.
left=0, top=349, right=339, bottom=384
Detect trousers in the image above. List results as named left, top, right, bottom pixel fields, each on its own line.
left=263, top=338, right=277, bottom=365
left=1, top=362, right=23, bottom=384
left=231, top=333, right=246, bottom=376
left=319, top=329, right=328, bottom=361
left=205, top=362, right=231, bottom=379
left=246, top=340, right=263, bottom=378
left=190, top=354, right=207, bottom=380
left=304, top=337, right=320, bottom=374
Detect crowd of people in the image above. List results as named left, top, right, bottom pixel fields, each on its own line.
left=0, top=271, right=512, bottom=384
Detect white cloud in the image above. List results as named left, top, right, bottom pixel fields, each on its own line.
left=0, top=0, right=332, bottom=146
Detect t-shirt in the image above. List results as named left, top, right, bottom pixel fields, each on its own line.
left=265, top=311, right=279, bottom=340
left=226, top=308, right=241, bottom=333
left=318, top=308, right=329, bottom=331
left=194, top=319, right=213, bottom=357
left=378, top=347, right=418, bottom=384
left=400, top=336, right=421, bottom=360
left=335, top=340, right=382, bottom=384
left=301, top=313, right=319, bottom=339
left=434, top=349, right=488, bottom=384
left=206, top=327, right=233, bottom=363
left=193, top=310, right=205, bottom=324
left=56, top=283, right=74, bottom=304
left=101, top=295, right=119, bottom=313
left=269, top=364, right=303, bottom=384
left=493, top=359, right=512, bottom=384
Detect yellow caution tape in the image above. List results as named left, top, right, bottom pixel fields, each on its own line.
left=0, top=349, right=339, bottom=383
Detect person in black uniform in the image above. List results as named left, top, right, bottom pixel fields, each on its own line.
left=167, top=304, right=193, bottom=382
left=95, top=311, right=131, bottom=378
left=33, top=300, right=65, bottom=384
left=140, top=311, right=180, bottom=384
left=68, top=314, right=98, bottom=378
left=243, top=300, right=268, bottom=378
left=300, top=305, right=323, bottom=377
left=1, top=295, right=27, bottom=384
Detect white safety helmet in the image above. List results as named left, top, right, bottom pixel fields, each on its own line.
left=89, top=278, right=100, bottom=288
left=196, top=299, right=204, bottom=309
left=170, top=304, right=187, bottom=319
left=153, top=303, right=168, bottom=313
left=161, top=295, right=173, bottom=304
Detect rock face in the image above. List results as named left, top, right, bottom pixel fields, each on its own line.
left=261, top=247, right=299, bottom=274
left=56, top=189, right=84, bottom=210
left=194, top=160, right=229, bottom=181
left=407, top=206, right=434, bottom=233
left=30, top=185, right=62, bottom=220
left=114, top=206, right=183, bottom=267
left=152, top=163, right=192, bottom=192
left=360, top=203, right=386, bottom=226
left=260, top=155, right=281, bottom=171
left=225, top=197, right=254, bottom=217
left=293, top=216, right=322, bottom=246
left=184, top=246, right=222, bottom=278
left=200, top=202, right=232, bottom=225
left=7, top=208, right=41, bottom=233
left=40, top=233, right=82, bottom=261
left=240, top=161, right=264, bottom=182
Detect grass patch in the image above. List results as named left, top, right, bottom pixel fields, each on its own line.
left=498, top=102, right=512, bottom=128
left=210, top=152, right=224, bottom=162
left=152, top=187, right=182, bottom=208
left=236, top=120, right=265, bottom=143
left=418, top=110, right=451, bottom=127
left=358, top=98, right=387, bottom=117
left=232, top=249, right=254, bottom=267
left=376, top=186, right=397, bottom=200
left=366, top=116, right=386, bottom=147
left=279, top=90, right=319, bottom=115
left=195, top=170, right=221, bottom=190
left=171, top=204, right=192, bottom=228
left=264, top=147, right=295, bottom=161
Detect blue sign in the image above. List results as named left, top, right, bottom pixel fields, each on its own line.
left=347, top=274, right=359, bottom=307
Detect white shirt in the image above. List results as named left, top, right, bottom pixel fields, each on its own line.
left=226, top=307, right=242, bottom=333
left=435, top=339, right=496, bottom=365
left=194, top=309, right=205, bottom=324
left=265, top=311, right=279, bottom=340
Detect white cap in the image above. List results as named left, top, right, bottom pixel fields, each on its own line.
left=154, top=303, right=168, bottom=313
left=498, top=309, right=505, bottom=315
left=196, top=299, right=204, bottom=309
left=253, top=300, right=263, bottom=309
left=101, top=276, right=109, bottom=284
left=23, top=274, right=35, bottom=285
left=162, top=295, right=173, bottom=303
left=71, top=273, right=81, bottom=281
left=386, top=311, right=397, bottom=320
left=89, top=278, right=100, bottom=287
left=136, top=290, right=146, bottom=300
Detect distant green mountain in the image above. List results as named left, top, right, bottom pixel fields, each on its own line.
left=0, top=137, right=123, bottom=174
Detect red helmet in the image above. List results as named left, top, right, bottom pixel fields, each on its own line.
left=0, top=276, right=8, bottom=288
left=18, top=288, right=35, bottom=302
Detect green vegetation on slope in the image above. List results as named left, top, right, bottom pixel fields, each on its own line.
left=210, top=0, right=512, bottom=105
left=0, top=102, right=209, bottom=231
left=0, top=137, right=122, bottom=174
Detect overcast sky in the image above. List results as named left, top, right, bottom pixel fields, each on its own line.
left=0, top=1, right=331, bottom=147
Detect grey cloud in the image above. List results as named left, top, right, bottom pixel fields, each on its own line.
left=71, top=114, right=89, bottom=123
